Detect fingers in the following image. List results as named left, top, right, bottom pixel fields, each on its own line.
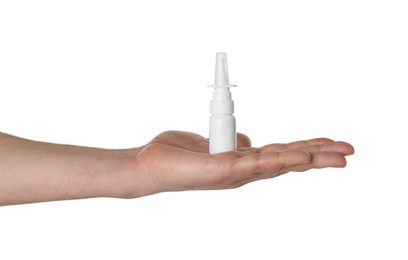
left=299, top=141, right=354, bottom=156
left=229, top=150, right=312, bottom=181
left=260, top=138, right=354, bottom=156
left=260, top=138, right=334, bottom=153
left=237, top=133, right=251, bottom=148
left=224, top=151, right=348, bottom=189
left=286, top=152, right=347, bottom=172
left=209, top=143, right=351, bottom=189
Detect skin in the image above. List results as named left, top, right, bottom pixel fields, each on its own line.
left=0, top=131, right=354, bottom=206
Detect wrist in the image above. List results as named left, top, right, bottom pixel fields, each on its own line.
left=101, top=147, right=146, bottom=200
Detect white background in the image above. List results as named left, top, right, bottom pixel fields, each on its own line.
left=1, top=0, right=407, bottom=259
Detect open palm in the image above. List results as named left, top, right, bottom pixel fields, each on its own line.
left=125, top=131, right=354, bottom=197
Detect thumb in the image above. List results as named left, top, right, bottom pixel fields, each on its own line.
left=237, top=133, right=251, bottom=148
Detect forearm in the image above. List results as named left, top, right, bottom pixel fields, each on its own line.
left=0, top=132, right=137, bottom=206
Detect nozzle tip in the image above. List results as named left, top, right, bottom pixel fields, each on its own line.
left=215, top=52, right=229, bottom=86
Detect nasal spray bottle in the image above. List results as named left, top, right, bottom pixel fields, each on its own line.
left=209, top=53, right=236, bottom=154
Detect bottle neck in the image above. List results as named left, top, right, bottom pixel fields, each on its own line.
left=212, top=87, right=231, bottom=101
left=210, top=87, right=234, bottom=115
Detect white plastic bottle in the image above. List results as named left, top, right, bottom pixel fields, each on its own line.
left=209, top=52, right=236, bottom=154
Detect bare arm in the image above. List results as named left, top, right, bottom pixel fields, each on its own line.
left=0, top=132, right=136, bottom=205
left=0, top=131, right=354, bottom=206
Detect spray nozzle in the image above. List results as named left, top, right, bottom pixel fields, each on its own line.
left=209, top=52, right=236, bottom=88
left=215, top=52, right=230, bottom=86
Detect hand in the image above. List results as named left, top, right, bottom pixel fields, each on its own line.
left=0, top=131, right=354, bottom=205
left=120, top=131, right=354, bottom=198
